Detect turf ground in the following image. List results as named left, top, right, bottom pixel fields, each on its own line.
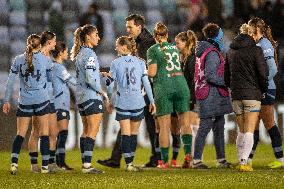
left=1, top=144, right=284, bottom=189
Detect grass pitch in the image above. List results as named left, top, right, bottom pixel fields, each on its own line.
left=1, top=144, right=284, bottom=188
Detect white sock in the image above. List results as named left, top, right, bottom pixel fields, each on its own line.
left=277, top=158, right=284, bottom=162
left=240, top=132, right=254, bottom=164
left=83, top=163, right=91, bottom=168
left=190, top=124, right=199, bottom=157
left=236, top=132, right=245, bottom=162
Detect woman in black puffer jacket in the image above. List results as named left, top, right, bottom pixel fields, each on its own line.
left=225, top=24, right=268, bottom=171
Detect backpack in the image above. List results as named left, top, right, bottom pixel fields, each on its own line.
left=195, top=47, right=229, bottom=100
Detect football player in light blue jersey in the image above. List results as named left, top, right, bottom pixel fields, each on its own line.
left=28, top=31, right=59, bottom=173
left=3, top=34, right=51, bottom=174
left=51, top=41, right=76, bottom=171
left=70, top=24, right=108, bottom=174
left=105, top=36, right=156, bottom=171
left=247, top=18, right=284, bottom=169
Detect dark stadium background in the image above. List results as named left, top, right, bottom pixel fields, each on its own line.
left=0, top=0, right=283, bottom=150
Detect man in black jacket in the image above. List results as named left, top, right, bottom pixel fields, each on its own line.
left=97, top=14, right=158, bottom=168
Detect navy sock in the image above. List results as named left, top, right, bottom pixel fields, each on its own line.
left=57, top=130, right=68, bottom=166
left=29, top=152, right=38, bottom=165
left=55, top=133, right=60, bottom=165
left=11, top=135, right=24, bottom=164
left=121, top=135, right=133, bottom=164
left=268, top=125, right=283, bottom=159
left=249, top=130, right=259, bottom=159
left=154, top=133, right=161, bottom=161
left=172, top=134, right=180, bottom=160
left=40, top=136, right=50, bottom=167
left=130, top=135, right=137, bottom=163
left=49, top=150, right=56, bottom=164
left=84, top=137, right=95, bottom=164
left=80, top=137, right=86, bottom=164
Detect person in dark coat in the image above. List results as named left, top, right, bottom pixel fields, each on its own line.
left=97, top=14, right=158, bottom=168
left=175, top=30, right=200, bottom=160
left=192, top=23, right=232, bottom=169
left=225, top=23, right=268, bottom=172
left=79, top=3, right=104, bottom=40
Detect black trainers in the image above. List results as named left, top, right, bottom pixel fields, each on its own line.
left=192, top=162, right=209, bottom=169
left=97, top=159, right=120, bottom=168
left=143, top=161, right=157, bottom=168
left=216, top=160, right=232, bottom=168
left=59, top=163, right=74, bottom=171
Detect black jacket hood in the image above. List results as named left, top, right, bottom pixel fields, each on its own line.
left=230, top=34, right=256, bottom=50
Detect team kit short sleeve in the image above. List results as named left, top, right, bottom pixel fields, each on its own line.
left=75, top=47, right=103, bottom=104
left=53, top=63, right=75, bottom=111
left=147, top=42, right=190, bottom=116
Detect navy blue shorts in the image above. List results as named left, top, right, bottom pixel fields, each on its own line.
left=56, top=109, right=70, bottom=121
left=262, top=89, right=276, bottom=105
left=115, top=107, right=144, bottom=121
left=78, top=99, right=103, bottom=116
left=49, top=103, right=56, bottom=114
left=16, top=100, right=50, bottom=117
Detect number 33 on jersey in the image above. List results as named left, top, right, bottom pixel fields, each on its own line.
left=147, top=42, right=188, bottom=96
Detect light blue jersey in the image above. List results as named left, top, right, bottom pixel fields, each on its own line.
left=257, top=37, right=277, bottom=89
left=110, top=55, right=154, bottom=110
left=39, top=52, right=55, bottom=103
left=4, top=52, right=52, bottom=105
left=52, top=62, right=76, bottom=111
left=75, top=46, right=103, bottom=104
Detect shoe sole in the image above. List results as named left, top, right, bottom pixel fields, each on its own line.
left=82, top=169, right=105, bottom=174
left=239, top=169, right=253, bottom=172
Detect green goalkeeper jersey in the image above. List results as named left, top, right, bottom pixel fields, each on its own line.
left=147, top=42, right=189, bottom=98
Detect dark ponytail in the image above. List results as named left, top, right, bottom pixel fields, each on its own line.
left=51, top=41, right=67, bottom=59
left=154, top=22, right=169, bottom=61
left=40, top=31, right=56, bottom=46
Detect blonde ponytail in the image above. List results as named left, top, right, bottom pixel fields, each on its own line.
left=70, top=27, right=83, bottom=61
left=264, top=25, right=278, bottom=64
left=129, top=37, right=137, bottom=56
left=248, top=17, right=278, bottom=65
left=25, top=34, right=41, bottom=73
left=175, top=30, right=197, bottom=62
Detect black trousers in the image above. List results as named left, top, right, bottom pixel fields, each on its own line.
left=110, top=105, right=156, bottom=163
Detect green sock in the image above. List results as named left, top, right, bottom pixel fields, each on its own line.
left=182, top=134, right=192, bottom=155
left=160, top=147, right=169, bottom=163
